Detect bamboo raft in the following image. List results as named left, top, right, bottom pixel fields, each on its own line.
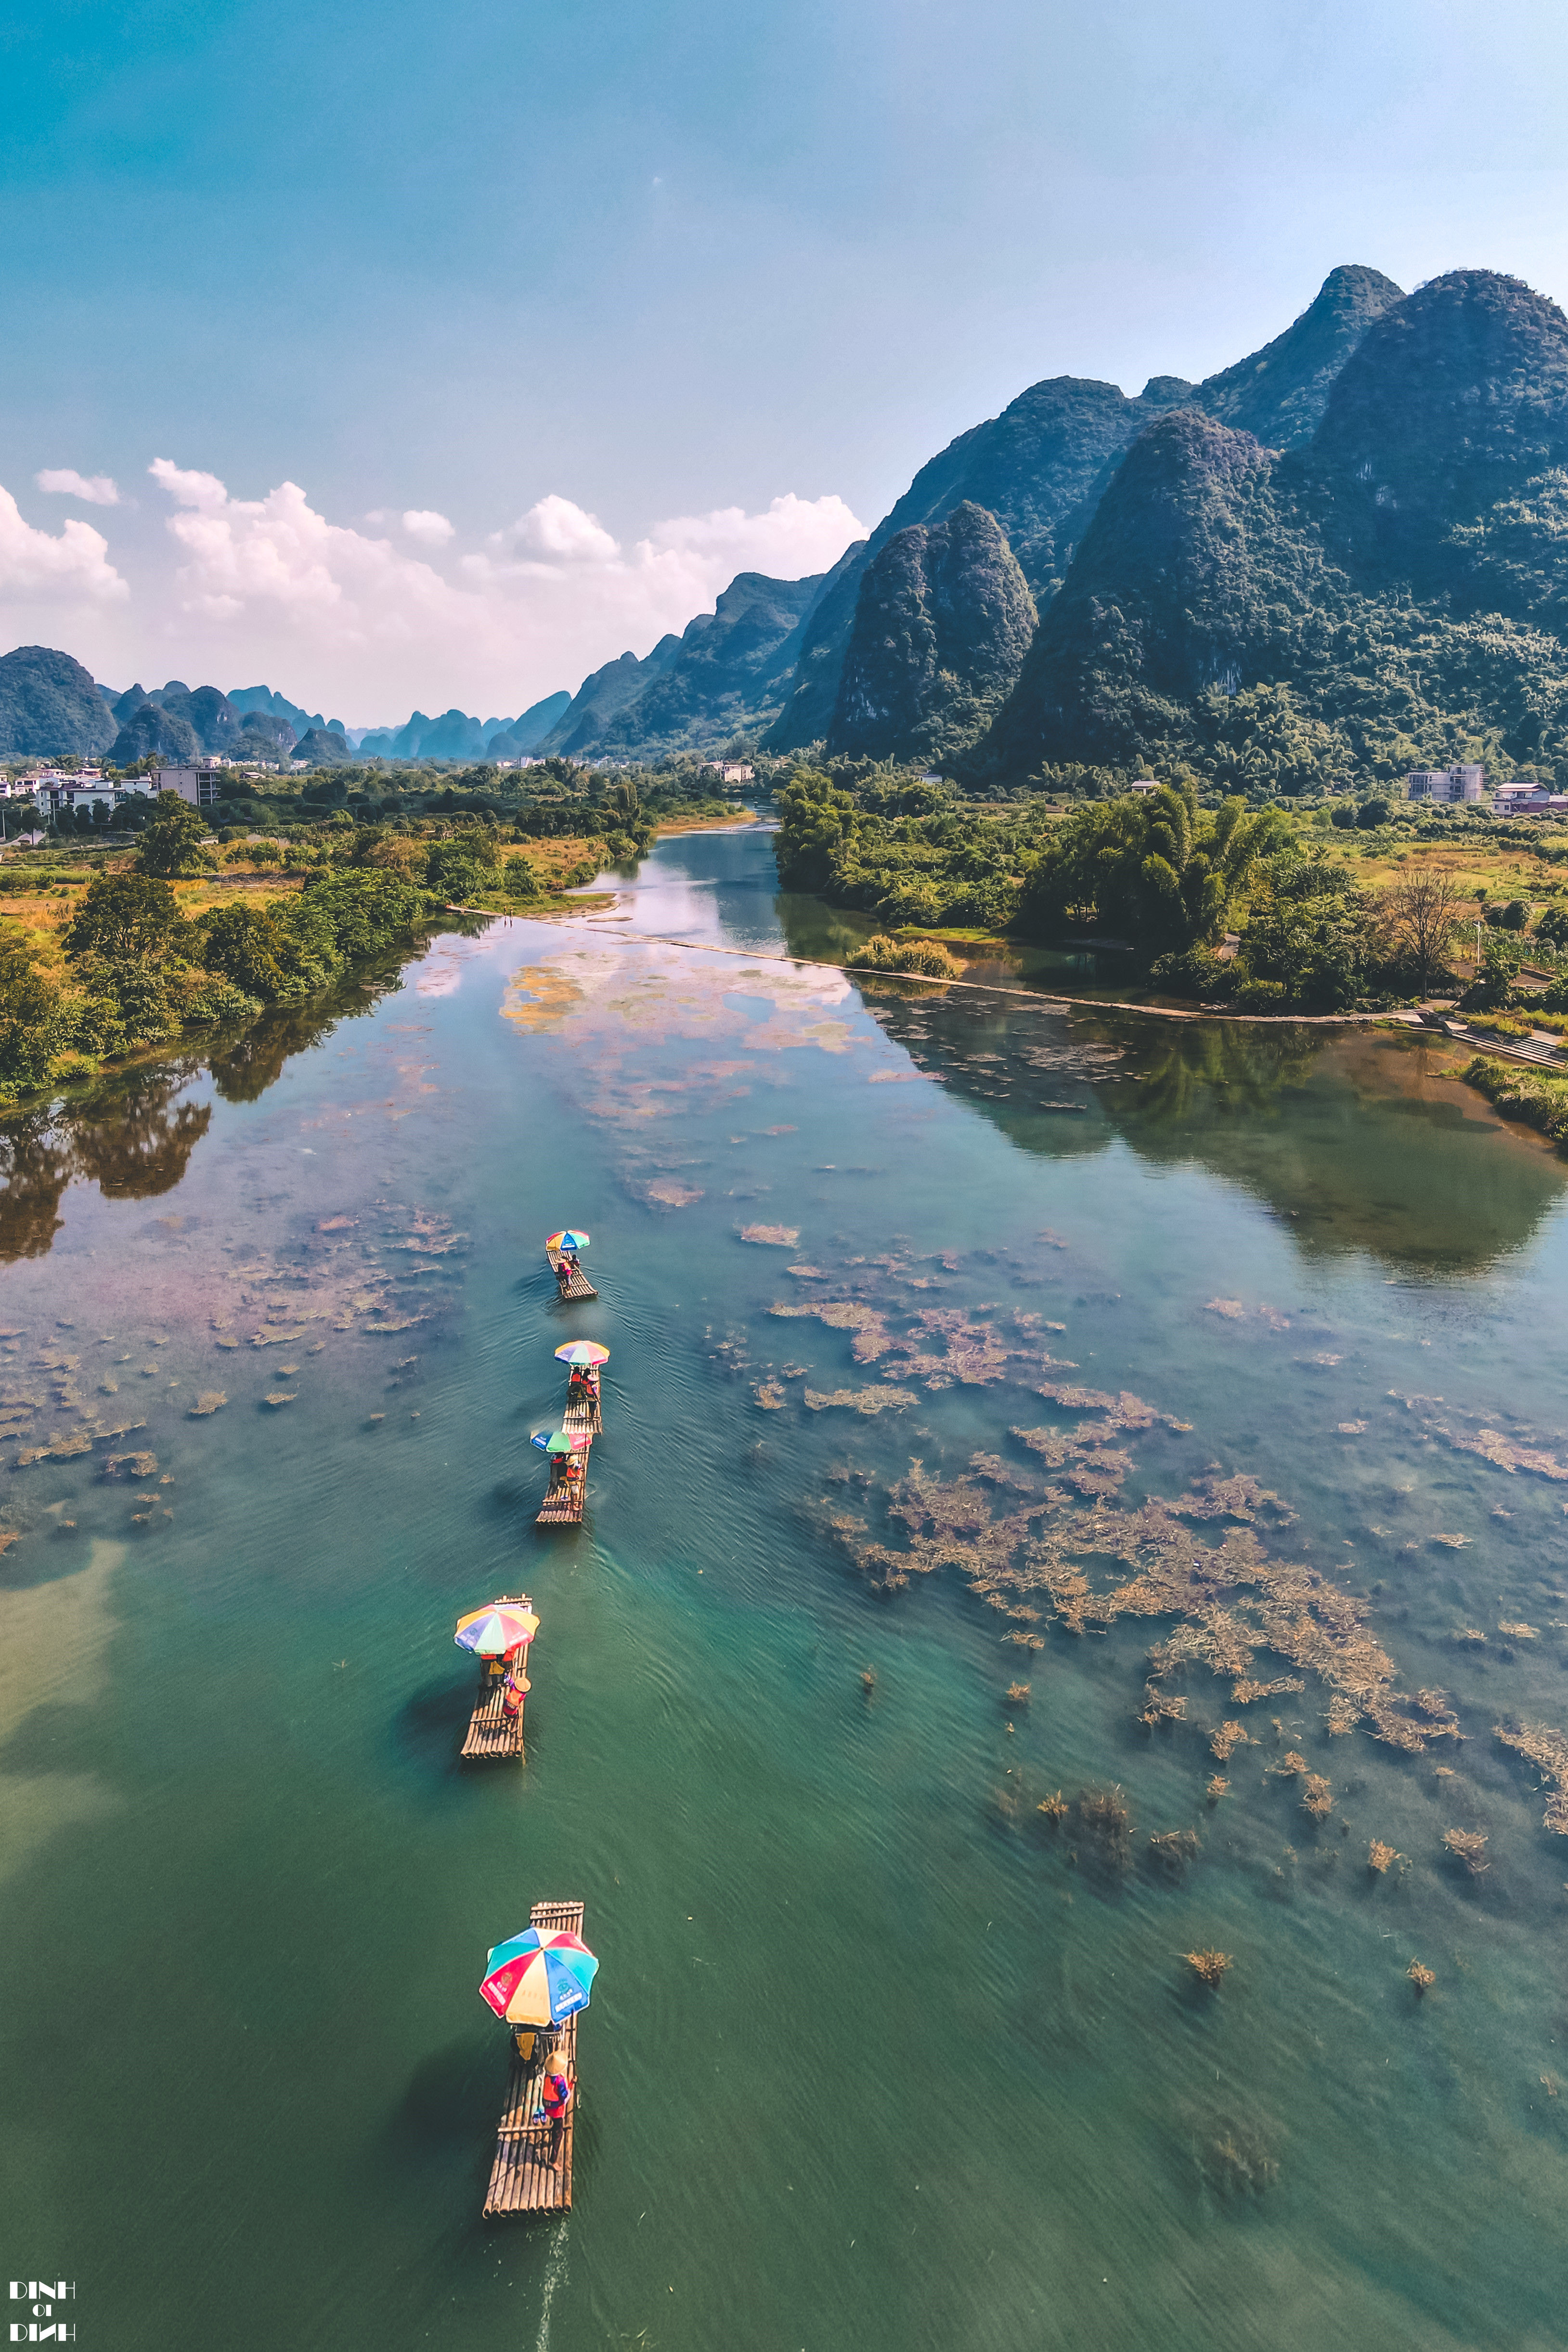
left=482, top=1899, right=584, bottom=2218
left=547, top=1246, right=597, bottom=1301
left=561, top=1379, right=602, bottom=1439
left=535, top=1456, right=587, bottom=1526
left=459, top=1593, right=533, bottom=1761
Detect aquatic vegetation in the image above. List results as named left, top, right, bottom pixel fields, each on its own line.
left=1492, top=1722, right=1568, bottom=1833
left=644, top=1179, right=703, bottom=1207
left=1037, top=1790, right=1069, bottom=1824
left=1006, top=1681, right=1031, bottom=1705
left=1074, top=1785, right=1133, bottom=1871
left=1300, top=1775, right=1334, bottom=1819
left=1139, top=1680, right=1188, bottom=1726
left=803, top=1388, right=917, bottom=1415
left=836, top=1443, right=1458, bottom=1754
left=1367, top=1840, right=1407, bottom=1874
left=264, top=1391, right=297, bottom=1407
left=104, top=1450, right=157, bottom=1477
left=860, top=1668, right=876, bottom=1692
left=1270, top=1751, right=1309, bottom=1777
left=1205, top=1299, right=1246, bottom=1320
left=1497, top=1621, right=1539, bottom=1639
left=188, top=1392, right=227, bottom=1415
left=1442, top=1828, right=1490, bottom=1873
left=1205, top=1776, right=1229, bottom=1804
left=848, top=935, right=963, bottom=978
left=1183, top=1949, right=1232, bottom=1988
left=1148, top=1828, right=1199, bottom=1877
left=1451, top=1428, right=1568, bottom=1481
left=752, top=1383, right=786, bottom=1409
left=1210, top=1722, right=1248, bottom=1761
left=739, top=1224, right=801, bottom=1247
left=1407, top=1960, right=1436, bottom=1993
left=1193, top=2115, right=1279, bottom=2195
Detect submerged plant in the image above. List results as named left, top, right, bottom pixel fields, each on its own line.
left=1367, top=1840, right=1407, bottom=1875
left=1493, top=1721, right=1568, bottom=1834
left=1148, top=1828, right=1199, bottom=1878
left=1407, top=1960, right=1436, bottom=1994
left=1074, top=1785, right=1133, bottom=1872
left=1301, top=1774, right=1334, bottom=1820
left=1037, top=1790, right=1069, bottom=1824
left=1006, top=1681, right=1031, bottom=1705
left=1205, top=1775, right=1229, bottom=1805
left=1442, top=1827, right=1490, bottom=1874
left=1183, top=1949, right=1233, bottom=1988
left=1210, top=1722, right=1248, bottom=1761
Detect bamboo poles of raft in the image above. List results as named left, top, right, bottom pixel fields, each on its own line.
left=547, top=1245, right=596, bottom=1300
left=561, top=1372, right=603, bottom=1439
left=459, top=1592, right=534, bottom=1761
left=535, top=1455, right=588, bottom=1525
left=483, top=1900, right=585, bottom=2218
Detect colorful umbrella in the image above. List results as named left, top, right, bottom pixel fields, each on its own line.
left=480, top=1927, right=599, bottom=2024
left=531, top=1428, right=590, bottom=1454
left=554, top=1341, right=610, bottom=1366
left=454, top=1602, right=539, bottom=1656
left=546, top=1230, right=590, bottom=1253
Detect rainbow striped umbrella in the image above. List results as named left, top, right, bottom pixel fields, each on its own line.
left=546, top=1230, right=590, bottom=1253
left=454, top=1603, right=538, bottom=1656
left=554, top=1341, right=609, bottom=1366
left=479, top=1928, right=599, bottom=2025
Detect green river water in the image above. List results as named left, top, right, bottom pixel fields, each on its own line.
left=2, top=824, right=1567, bottom=2351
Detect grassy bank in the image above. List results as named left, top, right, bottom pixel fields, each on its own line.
left=1462, top=1053, right=1568, bottom=1146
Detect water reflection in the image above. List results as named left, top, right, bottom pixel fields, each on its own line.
left=854, top=978, right=1568, bottom=1273
left=0, top=1067, right=211, bottom=1261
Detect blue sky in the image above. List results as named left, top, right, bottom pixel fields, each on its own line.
left=3, top=0, right=1568, bottom=718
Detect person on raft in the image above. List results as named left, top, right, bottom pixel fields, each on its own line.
left=539, top=2056, right=572, bottom=2170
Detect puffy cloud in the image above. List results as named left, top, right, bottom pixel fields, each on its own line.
left=105, top=461, right=867, bottom=716
left=646, top=492, right=865, bottom=577
left=37, top=468, right=121, bottom=507
left=507, top=495, right=621, bottom=564
left=0, top=484, right=127, bottom=604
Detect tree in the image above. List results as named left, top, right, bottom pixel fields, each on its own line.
left=1386, top=868, right=1464, bottom=996
left=63, top=872, right=189, bottom=966
left=1018, top=782, right=1286, bottom=957
left=136, top=791, right=216, bottom=879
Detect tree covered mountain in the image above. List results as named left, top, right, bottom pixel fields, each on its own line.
left=973, top=270, right=1568, bottom=793
left=0, top=646, right=117, bottom=758
left=583, top=571, right=828, bottom=760
left=765, top=265, right=1406, bottom=754
left=827, top=503, right=1036, bottom=764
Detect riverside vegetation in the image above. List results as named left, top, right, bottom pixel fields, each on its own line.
left=775, top=765, right=1568, bottom=1014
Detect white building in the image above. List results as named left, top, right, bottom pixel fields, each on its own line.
left=1406, top=765, right=1484, bottom=802
left=152, top=763, right=226, bottom=809
left=1493, top=781, right=1568, bottom=817
left=1128, top=779, right=1163, bottom=796
left=31, top=773, right=154, bottom=821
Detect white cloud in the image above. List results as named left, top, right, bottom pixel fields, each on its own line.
left=37, top=468, right=121, bottom=507
left=645, top=492, right=864, bottom=578
left=27, top=460, right=869, bottom=719
left=0, top=485, right=127, bottom=605
left=507, top=494, right=621, bottom=563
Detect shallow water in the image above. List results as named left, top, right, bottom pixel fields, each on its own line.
left=4, top=826, right=1568, bottom=2352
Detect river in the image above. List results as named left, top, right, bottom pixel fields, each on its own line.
left=3, top=822, right=1567, bottom=2350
